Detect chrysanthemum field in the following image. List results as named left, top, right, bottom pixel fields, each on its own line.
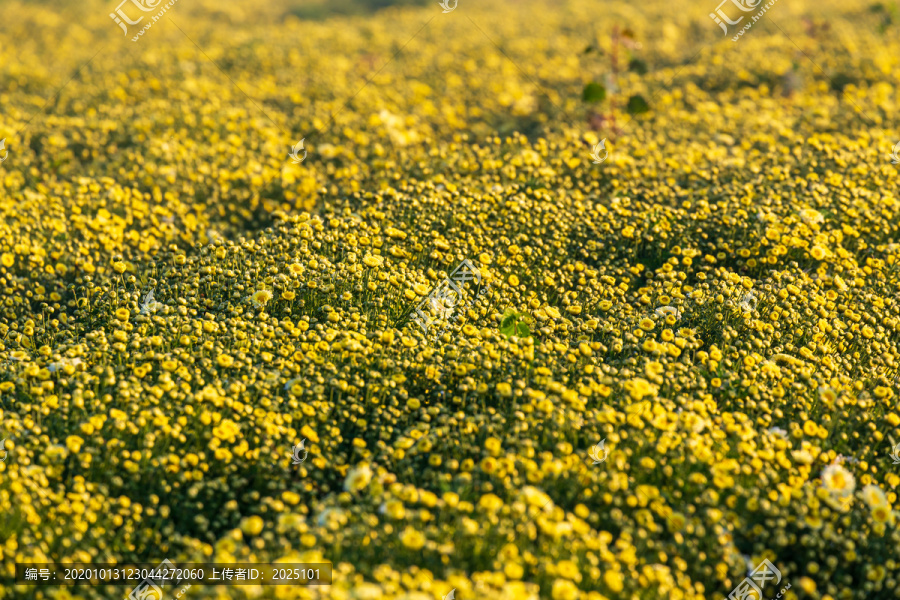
left=2, top=0, right=900, bottom=598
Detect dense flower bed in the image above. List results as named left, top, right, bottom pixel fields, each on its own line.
left=1, top=0, right=900, bottom=598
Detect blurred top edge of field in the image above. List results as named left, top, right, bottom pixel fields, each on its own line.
left=8, top=0, right=434, bottom=21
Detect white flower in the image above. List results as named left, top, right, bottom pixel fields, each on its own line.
left=821, top=463, right=856, bottom=497
left=862, top=484, right=888, bottom=508
left=739, top=292, right=757, bottom=313
left=767, top=426, right=788, bottom=439
left=48, top=358, right=83, bottom=373
left=654, top=306, right=681, bottom=319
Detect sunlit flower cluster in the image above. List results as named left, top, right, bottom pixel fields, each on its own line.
left=1, top=0, right=900, bottom=599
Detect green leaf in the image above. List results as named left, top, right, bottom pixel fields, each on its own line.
left=500, top=310, right=520, bottom=337
left=628, top=58, right=648, bottom=75
left=582, top=82, right=607, bottom=103
left=583, top=45, right=595, bottom=54
left=500, top=308, right=533, bottom=339
left=626, top=94, right=650, bottom=114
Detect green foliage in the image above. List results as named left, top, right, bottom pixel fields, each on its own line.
left=500, top=309, right=532, bottom=339
left=628, top=58, right=648, bottom=75
left=582, top=82, right=607, bottom=103
left=626, top=94, right=650, bottom=114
